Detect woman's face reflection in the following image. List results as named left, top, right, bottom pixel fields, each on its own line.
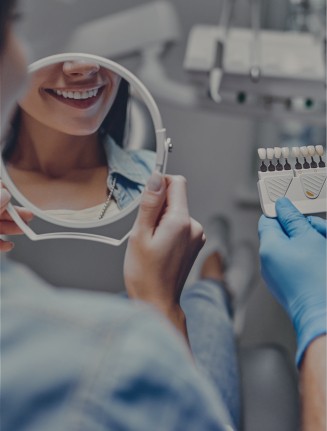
left=18, top=61, right=121, bottom=136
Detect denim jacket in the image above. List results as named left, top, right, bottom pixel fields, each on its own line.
left=1, top=257, right=233, bottom=431
left=103, top=136, right=156, bottom=210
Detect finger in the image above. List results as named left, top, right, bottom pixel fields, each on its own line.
left=164, top=175, right=189, bottom=219
left=1, top=206, right=34, bottom=222
left=0, top=220, right=26, bottom=235
left=0, top=239, right=15, bottom=252
left=275, top=197, right=312, bottom=238
left=134, top=171, right=167, bottom=233
left=177, top=219, right=205, bottom=289
left=190, top=218, right=205, bottom=247
left=0, top=188, right=11, bottom=214
left=258, top=214, right=286, bottom=242
left=307, top=216, right=327, bottom=237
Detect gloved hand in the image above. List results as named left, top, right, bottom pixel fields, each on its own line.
left=258, top=198, right=326, bottom=367
left=307, top=215, right=327, bottom=237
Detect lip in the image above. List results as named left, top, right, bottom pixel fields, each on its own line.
left=43, top=85, right=106, bottom=110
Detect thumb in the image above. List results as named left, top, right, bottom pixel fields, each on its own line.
left=307, top=216, right=327, bottom=237
left=275, top=197, right=312, bottom=238
left=0, top=188, right=11, bottom=213
left=135, top=172, right=166, bottom=233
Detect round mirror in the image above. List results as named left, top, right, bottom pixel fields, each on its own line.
left=1, top=53, right=169, bottom=243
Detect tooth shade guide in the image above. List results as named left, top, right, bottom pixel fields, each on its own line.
left=284, top=160, right=291, bottom=170
left=266, top=148, right=275, bottom=160
left=274, top=147, right=282, bottom=159
left=307, top=146, right=316, bottom=157
left=292, top=147, right=301, bottom=158
left=295, top=158, right=302, bottom=169
left=310, top=156, right=318, bottom=168
left=258, top=148, right=267, bottom=160
left=260, top=161, right=268, bottom=172
left=257, top=143, right=327, bottom=217
left=276, top=160, right=283, bottom=171
left=303, top=157, right=310, bottom=169
left=281, top=147, right=290, bottom=158
left=300, top=146, right=309, bottom=158
left=314, top=145, right=326, bottom=167
left=315, top=145, right=324, bottom=157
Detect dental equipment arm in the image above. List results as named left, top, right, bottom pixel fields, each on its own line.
left=209, top=0, right=236, bottom=103
left=249, top=0, right=261, bottom=82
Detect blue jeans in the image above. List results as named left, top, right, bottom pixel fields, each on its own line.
left=181, top=279, right=240, bottom=429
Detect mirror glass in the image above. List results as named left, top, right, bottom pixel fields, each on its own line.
left=1, top=54, right=158, bottom=228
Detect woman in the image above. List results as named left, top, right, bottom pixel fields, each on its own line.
left=1, top=4, right=247, bottom=431
left=2, top=59, right=155, bottom=221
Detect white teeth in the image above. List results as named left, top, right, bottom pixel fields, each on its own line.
left=292, top=146, right=300, bottom=157
left=274, top=147, right=282, bottom=159
left=53, top=88, right=99, bottom=100
left=300, top=146, right=309, bottom=157
left=315, top=145, right=324, bottom=156
left=258, top=148, right=266, bottom=160
left=266, top=148, right=275, bottom=160
left=307, top=145, right=316, bottom=156
left=281, top=147, right=289, bottom=158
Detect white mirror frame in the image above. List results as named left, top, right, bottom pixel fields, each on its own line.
left=1, top=53, right=170, bottom=246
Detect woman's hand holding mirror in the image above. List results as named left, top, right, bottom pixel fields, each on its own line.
left=124, top=173, right=205, bottom=338
left=0, top=185, right=33, bottom=252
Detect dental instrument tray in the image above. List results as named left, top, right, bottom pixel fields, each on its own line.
left=257, top=145, right=326, bottom=217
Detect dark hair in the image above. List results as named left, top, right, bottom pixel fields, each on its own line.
left=100, top=78, right=129, bottom=147
left=0, top=0, right=17, bottom=53
left=2, top=77, right=130, bottom=161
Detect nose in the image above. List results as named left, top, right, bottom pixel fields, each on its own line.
left=62, top=61, right=100, bottom=79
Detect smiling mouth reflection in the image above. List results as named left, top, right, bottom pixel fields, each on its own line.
left=45, top=86, right=105, bottom=109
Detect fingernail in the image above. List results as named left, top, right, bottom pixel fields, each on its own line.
left=5, top=242, right=15, bottom=252
left=0, top=189, right=11, bottom=207
left=146, top=171, right=163, bottom=192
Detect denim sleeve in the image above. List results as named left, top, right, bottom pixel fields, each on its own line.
left=70, top=312, right=234, bottom=431
left=2, top=258, right=234, bottom=431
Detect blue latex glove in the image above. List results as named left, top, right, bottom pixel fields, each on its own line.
left=258, top=198, right=326, bottom=367
left=307, top=215, right=327, bottom=237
